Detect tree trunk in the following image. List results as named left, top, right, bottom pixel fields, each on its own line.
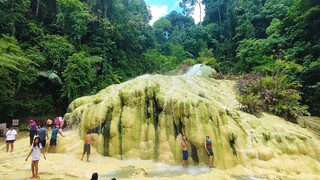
left=218, top=7, right=222, bottom=25
left=36, top=0, right=40, bottom=17
left=197, top=0, right=202, bottom=25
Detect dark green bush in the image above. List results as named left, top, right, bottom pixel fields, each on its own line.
left=236, top=94, right=263, bottom=116
left=236, top=73, right=309, bottom=120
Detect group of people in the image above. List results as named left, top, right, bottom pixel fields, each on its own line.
left=3, top=118, right=66, bottom=179
left=29, top=119, right=65, bottom=153
left=4, top=118, right=216, bottom=179
left=181, top=135, right=215, bottom=168
left=26, top=118, right=65, bottom=179
left=27, top=118, right=96, bottom=179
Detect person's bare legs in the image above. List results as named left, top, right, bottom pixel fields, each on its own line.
left=210, top=155, right=214, bottom=168
left=10, top=143, right=14, bottom=152
left=31, top=161, right=35, bottom=178
left=34, top=161, right=39, bottom=179
left=87, top=154, right=90, bottom=162
left=183, top=160, right=188, bottom=168
left=6, top=142, right=9, bottom=152
left=81, top=152, right=85, bottom=160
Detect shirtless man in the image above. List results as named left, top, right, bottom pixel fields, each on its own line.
left=181, top=136, right=188, bottom=168
left=81, top=131, right=95, bottom=162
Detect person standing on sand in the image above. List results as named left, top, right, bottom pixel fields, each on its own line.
left=6, top=126, right=17, bottom=153
left=49, top=125, right=64, bottom=153
left=25, top=137, right=46, bottom=180
left=46, top=118, right=53, bottom=131
left=81, top=131, right=95, bottom=162
left=204, top=136, right=214, bottom=168
left=37, top=124, right=48, bottom=149
left=29, top=120, right=38, bottom=146
left=181, top=136, right=189, bottom=168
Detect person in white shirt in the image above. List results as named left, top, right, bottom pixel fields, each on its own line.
left=25, top=137, right=46, bottom=179
left=6, top=126, right=17, bottom=153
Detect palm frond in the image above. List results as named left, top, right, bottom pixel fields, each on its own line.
left=38, top=71, right=63, bottom=85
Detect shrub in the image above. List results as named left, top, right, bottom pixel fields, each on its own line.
left=236, top=73, right=309, bottom=120
left=236, top=94, right=263, bottom=116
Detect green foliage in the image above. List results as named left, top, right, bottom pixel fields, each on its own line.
left=282, top=0, right=320, bottom=115
left=23, top=21, right=45, bottom=44
left=25, top=47, right=46, bottom=67
left=236, top=94, right=263, bottom=115
left=153, top=17, right=172, bottom=44
left=0, top=0, right=319, bottom=120
left=40, top=35, right=75, bottom=74
left=236, top=73, right=309, bottom=120
left=38, top=71, right=63, bottom=85
left=0, top=0, right=30, bottom=35
left=254, top=59, right=303, bottom=83
left=0, top=35, right=41, bottom=119
left=143, top=49, right=166, bottom=73
left=0, top=35, right=36, bottom=72
left=169, top=44, right=188, bottom=64
left=236, top=38, right=271, bottom=73
left=56, top=0, right=90, bottom=45
left=301, top=59, right=320, bottom=115
left=62, top=52, right=101, bottom=102
left=179, top=0, right=203, bottom=25
left=236, top=18, right=289, bottom=74
left=196, top=49, right=218, bottom=69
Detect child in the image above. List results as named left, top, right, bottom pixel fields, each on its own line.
left=25, top=137, right=46, bottom=179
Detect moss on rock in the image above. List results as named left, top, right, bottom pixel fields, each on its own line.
left=64, top=74, right=320, bottom=171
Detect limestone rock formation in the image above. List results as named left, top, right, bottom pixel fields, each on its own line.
left=64, top=73, right=320, bottom=173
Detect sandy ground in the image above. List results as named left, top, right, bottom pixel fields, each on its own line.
left=1, top=129, right=319, bottom=180
left=0, top=130, right=221, bottom=180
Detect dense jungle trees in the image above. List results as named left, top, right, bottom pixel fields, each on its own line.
left=0, top=0, right=319, bottom=122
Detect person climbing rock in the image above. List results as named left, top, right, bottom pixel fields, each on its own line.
left=181, top=136, right=189, bottom=168
left=204, top=136, right=214, bottom=168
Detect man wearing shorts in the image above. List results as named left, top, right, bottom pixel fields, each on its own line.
left=6, top=126, right=17, bottom=153
left=37, top=125, right=48, bottom=149
left=81, top=131, right=95, bottom=162
left=49, top=125, right=64, bottom=153
left=181, top=136, right=189, bottom=168
left=205, top=136, right=214, bottom=168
